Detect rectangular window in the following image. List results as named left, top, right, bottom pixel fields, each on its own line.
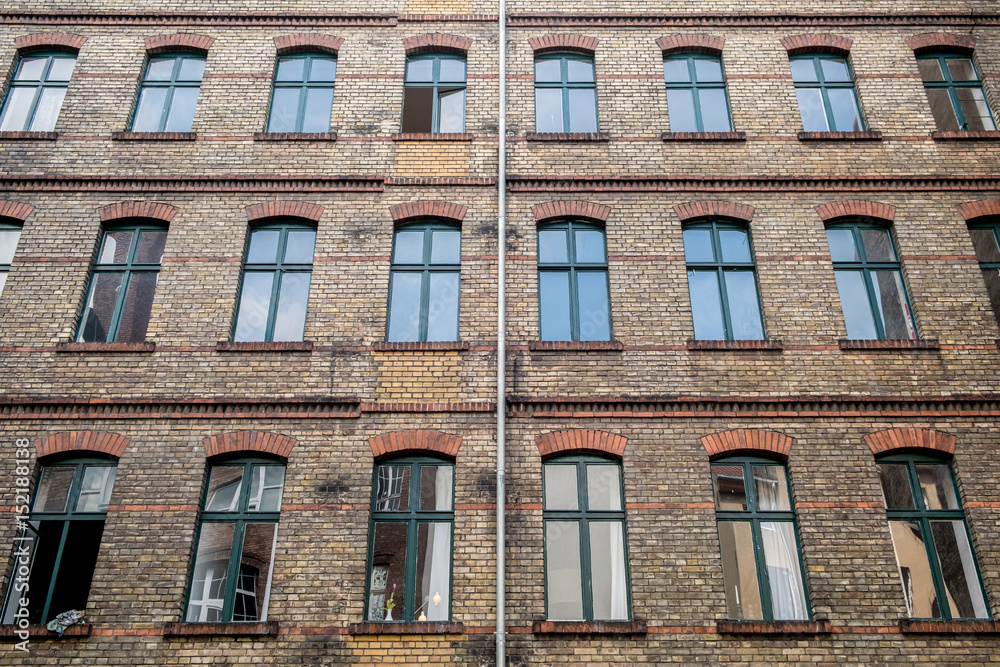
left=0, top=52, right=76, bottom=132
left=402, top=54, right=466, bottom=133
left=266, top=53, right=336, bottom=133
left=790, top=54, right=864, bottom=132
left=918, top=54, right=996, bottom=132
left=387, top=222, right=460, bottom=342
left=534, top=54, right=598, bottom=133
left=131, top=53, right=205, bottom=133
left=663, top=53, right=733, bottom=132
left=537, top=221, right=611, bottom=341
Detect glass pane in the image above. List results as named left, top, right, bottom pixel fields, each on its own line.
left=309, top=57, right=337, bottom=82
left=790, top=59, right=818, bottom=82
left=439, top=59, right=465, bottom=82
left=761, top=521, right=809, bottom=620
left=128, top=88, right=164, bottom=132
left=206, top=466, right=245, bottom=511
left=723, top=271, right=764, bottom=340
left=0, top=228, right=22, bottom=264
left=574, top=230, right=605, bottom=263
left=546, top=521, right=583, bottom=619
left=145, top=57, right=175, bottom=81
left=956, top=88, right=996, bottom=131
left=76, top=272, right=125, bottom=342
left=820, top=58, right=851, bottom=82
left=0, top=273, right=6, bottom=297
left=370, top=523, right=407, bottom=620
left=916, top=465, right=959, bottom=511
left=538, top=229, right=568, bottom=263
left=859, top=228, right=896, bottom=261
left=275, top=57, right=305, bottom=82
left=946, top=58, right=978, bottom=82
left=47, top=57, right=76, bottom=82
left=712, top=464, right=747, bottom=511
left=376, top=465, right=410, bottom=511
left=586, top=464, right=622, bottom=511
left=662, top=59, right=690, bottom=83
left=438, top=88, right=465, bottom=133
left=827, top=88, right=863, bottom=132
left=26, top=87, right=65, bottom=132
left=544, top=464, right=578, bottom=510
left=694, top=58, right=723, bottom=82
left=135, top=230, right=167, bottom=264
left=752, top=466, right=790, bottom=510
left=576, top=271, right=611, bottom=341
left=0, top=87, right=35, bottom=131
left=236, top=522, right=277, bottom=621
left=368, top=564, right=389, bottom=621
left=17, top=521, right=63, bottom=623
left=719, top=229, right=751, bottom=263
left=683, top=227, right=715, bottom=262
left=871, top=270, right=916, bottom=339
left=982, top=268, right=1000, bottom=325
left=929, top=521, right=988, bottom=619
left=833, top=270, right=878, bottom=339
left=49, top=521, right=105, bottom=622
left=566, top=59, right=595, bottom=83
left=16, top=57, right=47, bottom=81
left=888, top=520, right=937, bottom=617
left=718, top=521, right=763, bottom=619
left=233, top=272, right=275, bottom=342
left=99, top=229, right=135, bottom=264
left=247, top=230, right=280, bottom=264
left=427, top=272, right=459, bottom=341
left=535, top=88, right=563, bottom=133
left=796, top=88, right=829, bottom=132
left=420, top=466, right=454, bottom=511
left=283, top=230, right=316, bottom=264
left=387, top=272, right=422, bottom=342
left=248, top=466, right=285, bottom=512
left=165, top=86, right=199, bottom=132
left=186, top=522, right=235, bottom=622
left=115, top=271, right=158, bottom=342
left=917, top=59, right=945, bottom=82
left=393, top=230, right=425, bottom=264
left=666, top=88, right=697, bottom=132
left=539, top=271, right=572, bottom=341
left=272, top=272, right=311, bottom=341
left=415, top=523, right=451, bottom=621
left=406, top=58, right=433, bottom=82
left=926, top=88, right=960, bottom=132
left=826, top=228, right=859, bottom=262
left=177, top=58, right=205, bottom=81
left=568, top=88, right=597, bottom=133
left=589, top=522, right=629, bottom=620
left=969, top=228, right=1000, bottom=262
left=534, top=59, right=561, bottom=83
left=266, top=88, right=300, bottom=132
left=688, top=269, right=726, bottom=340
left=430, top=231, right=461, bottom=264
left=878, top=463, right=916, bottom=509
left=301, top=87, right=334, bottom=132
left=33, top=466, right=76, bottom=512
left=699, top=88, right=732, bottom=132
left=0, top=524, right=39, bottom=623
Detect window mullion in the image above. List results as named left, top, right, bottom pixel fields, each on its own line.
left=294, top=85, right=308, bottom=133
left=859, top=268, right=887, bottom=339
left=431, top=85, right=440, bottom=133
left=579, top=516, right=593, bottom=621
left=221, top=519, right=246, bottom=622
left=39, top=520, right=72, bottom=624
left=264, top=269, right=282, bottom=342
left=749, top=517, right=775, bottom=621
left=106, top=270, right=133, bottom=342
left=404, top=518, right=417, bottom=621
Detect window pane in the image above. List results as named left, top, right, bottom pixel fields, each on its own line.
left=981, top=268, right=1000, bottom=324
left=387, top=272, right=422, bottom=342
left=723, top=271, right=764, bottom=340
left=827, top=88, right=863, bottom=132
left=33, top=466, right=76, bottom=512
left=145, top=58, right=175, bottom=81
left=761, top=521, right=809, bottom=620
left=878, top=463, right=916, bottom=509
left=49, top=520, right=105, bottom=621
left=574, top=230, right=605, bottom=263
left=796, top=88, right=829, bottom=132
left=969, top=228, right=1000, bottom=262
left=178, top=58, right=205, bottom=82
left=283, top=230, right=317, bottom=264
left=376, top=465, right=410, bottom=512
left=833, top=270, right=878, bottom=339
left=544, top=464, right=578, bottom=510
left=0, top=87, right=35, bottom=131
left=272, top=272, right=311, bottom=341
left=589, top=521, right=628, bottom=620
left=545, top=521, right=583, bottom=619
left=535, top=88, right=563, bottom=133
left=789, top=59, right=818, bottom=83
left=662, top=59, right=690, bottom=83
left=237, top=522, right=277, bottom=621
left=16, top=57, right=47, bottom=81
left=719, top=229, right=751, bottom=263
left=871, top=270, right=916, bottom=339
left=826, top=228, right=859, bottom=262
left=916, top=465, right=960, bottom=511
left=917, top=59, right=945, bottom=82
left=165, top=86, right=199, bottom=132
left=956, top=87, right=996, bottom=131
left=752, top=466, right=790, bottom=511
left=206, top=466, right=244, bottom=511
left=539, top=271, right=572, bottom=341
left=859, top=228, right=896, bottom=262
left=439, top=59, right=465, bottom=82
left=187, top=522, right=235, bottom=622
left=135, top=230, right=167, bottom=264
left=576, top=270, right=611, bottom=341
left=926, top=88, right=960, bottom=131
left=370, top=523, right=407, bottom=620
left=946, top=58, right=977, bottom=82
left=586, top=464, right=621, bottom=511
left=666, top=88, right=697, bottom=132
left=820, top=58, right=851, bottom=82
left=427, top=272, right=459, bottom=341
left=712, top=465, right=747, bottom=511
left=929, top=521, right=988, bottom=619
left=1, top=525, right=39, bottom=623
left=309, top=58, right=337, bottom=82
left=566, top=59, right=594, bottom=83
left=394, top=230, right=425, bottom=264
left=247, top=230, right=280, bottom=264
left=430, top=231, right=461, bottom=264
left=77, top=272, right=125, bottom=342
left=301, top=87, right=334, bottom=132
left=0, top=228, right=22, bottom=264
left=47, top=57, right=76, bottom=81
left=888, top=520, right=936, bottom=617
left=438, top=88, right=465, bottom=133
left=0, top=273, right=7, bottom=297
left=688, top=269, right=726, bottom=340
left=100, top=229, right=135, bottom=264
left=534, top=59, right=561, bottom=83
left=116, top=272, right=157, bottom=342
left=699, top=88, right=732, bottom=132
left=420, top=466, right=454, bottom=511
left=694, top=58, right=723, bottom=83
left=538, top=229, right=569, bottom=263
left=368, top=564, right=389, bottom=621
left=19, top=521, right=62, bottom=623
left=27, top=87, right=65, bottom=132
left=233, top=272, right=275, bottom=342
left=248, top=466, right=285, bottom=512
left=132, top=86, right=168, bottom=131
left=275, top=57, right=305, bottom=82
left=267, top=88, right=302, bottom=132
left=683, top=227, right=715, bottom=262
left=415, top=523, right=451, bottom=621
left=718, top=521, right=763, bottom=619
left=406, top=59, right=433, bottom=82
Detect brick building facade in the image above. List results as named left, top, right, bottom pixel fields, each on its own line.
left=0, top=0, right=999, bottom=664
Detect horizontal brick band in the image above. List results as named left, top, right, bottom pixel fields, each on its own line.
left=524, top=132, right=609, bottom=142
left=686, top=339, right=782, bottom=350
left=899, top=619, right=1000, bottom=634
left=536, top=429, right=627, bottom=458
left=816, top=200, right=895, bottom=222
left=403, top=33, right=472, bottom=55
left=701, top=428, right=793, bottom=458
left=0, top=131, right=58, bottom=140
left=527, top=339, right=622, bottom=350
left=657, top=34, right=723, bottom=55
left=273, top=33, right=343, bottom=55
left=662, top=131, right=745, bottom=141
left=838, top=338, right=939, bottom=349
left=863, top=427, right=955, bottom=456
left=111, top=131, right=196, bottom=141
left=906, top=32, right=975, bottom=55
left=369, top=429, right=462, bottom=459
left=245, top=200, right=324, bottom=223
left=203, top=431, right=296, bottom=459
left=216, top=341, right=314, bottom=352
left=0, top=623, right=91, bottom=639
left=389, top=200, right=467, bottom=224
left=252, top=131, right=337, bottom=141
left=532, top=620, right=647, bottom=635
left=0, top=200, right=34, bottom=222
left=14, top=31, right=87, bottom=53
left=781, top=33, right=852, bottom=56
left=373, top=341, right=470, bottom=351
left=36, top=430, right=129, bottom=459
left=98, top=201, right=178, bottom=223
left=674, top=200, right=754, bottom=223
left=717, top=620, right=833, bottom=634
left=348, top=622, right=465, bottom=635
left=931, top=130, right=1000, bottom=141
left=145, top=32, right=215, bottom=54
left=390, top=132, right=473, bottom=141
left=957, top=200, right=1000, bottom=221
left=798, top=130, right=882, bottom=141
left=531, top=200, right=611, bottom=224
left=162, top=622, right=279, bottom=637
left=529, top=34, right=598, bottom=55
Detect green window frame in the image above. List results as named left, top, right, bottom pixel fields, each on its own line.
left=534, top=53, right=598, bottom=133
left=662, top=53, right=733, bottom=132
left=402, top=53, right=466, bottom=134
left=386, top=221, right=461, bottom=342
left=825, top=220, right=917, bottom=340
left=1, top=458, right=117, bottom=625
left=0, top=51, right=76, bottom=132
left=682, top=219, right=765, bottom=340
left=968, top=220, right=1000, bottom=327
left=537, top=220, right=611, bottom=341
left=543, top=456, right=630, bottom=621
left=917, top=53, right=996, bottom=132
left=185, top=459, right=285, bottom=623
left=265, top=52, right=337, bottom=133
left=711, top=457, right=810, bottom=621
left=76, top=223, right=167, bottom=343
left=0, top=221, right=23, bottom=297
left=365, top=458, right=454, bottom=622
left=790, top=53, right=865, bottom=132
left=232, top=221, right=316, bottom=342
left=877, top=455, right=990, bottom=620
left=130, top=52, right=205, bottom=132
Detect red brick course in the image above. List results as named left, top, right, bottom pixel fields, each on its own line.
left=14, top=32, right=87, bottom=53
left=528, top=34, right=599, bottom=55
left=815, top=200, right=895, bottom=222
left=245, top=200, right=325, bottom=223
left=202, top=431, right=296, bottom=459
left=863, top=427, right=956, bottom=456
left=531, top=200, right=610, bottom=223
left=35, top=430, right=130, bottom=459
left=274, top=33, right=344, bottom=55
left=673, top=200, right=754, bottom=223
left=368, top=429, right=462, bottom=459
left=536, top=429, right=627, bottom=458
left=97, top=201, right=179, bottom=223
left=656, top=34, right=724, bottom=56
left=700, top=429, right=793, bottom=458
left=780, top=34, right=853, bottom=56
left=402, top=33, right=473, bottom=55
left=144, top=33, right=215, bottom=55
left=389, top=200, right=467, bottom=224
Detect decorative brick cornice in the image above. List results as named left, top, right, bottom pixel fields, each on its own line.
left=403, top=33, right=472, bottom=55
left=245, top=200, right=324, bottom=223
left=144, top=33, right=215, bottom=54
left=674, top=200, right=754, bottom=223
left=0, top=200, right=34, bottom=222
left=389, top=200, right=467, bottom=224
left=273, top=33, right=344, bottom=55
left=781, top=34, right=852, bottom=56
left=701, top=429, right=792, bottom=459
left=815, top=200, right=895, bottom=222
left=531, top=200, right=610, bottom=224
left=368, top=429, right=462, bottom=459
left=529, top=34, right=598, bottom=55
left=203, top=431, right=296, bottom=459
left=656, top=34, right=723, bottom=56
left=957, top=200, right=1000, bottom=222
left=863, top=427, right=955, bottom=456
left=36, top=430, right=129, bottom=459
left=98, top=201, right=178, bottom=223
left=14, top=32, right=86, bottom=53
left=906, top=32, right=975, bottom=56
left=536, top=429, right=627, bottom=459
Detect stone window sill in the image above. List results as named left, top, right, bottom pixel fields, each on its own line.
left=373, top=341, right=470, bottom=351
left=931, top=130, right=1000, bottom=141
left=0, top=623, right=91, bottom=639
left=532, top=620, right=647, bottom=635
left=528, top=340, right=624, bottom=351
left=56, top=342, right=156, bottom=353
left=797, top=131, right=882, bottom=141
left=0, top=131, right=58, bottom=140
left=348, top=622, right=464, bottom=635
left=716, top=620, right=832, bottom=635
left=839, top=338, right=939, bottom=350
left=162, top=621, right=279, bottom=637
left=525, top=132, right=610, bottom=142
left=687, top=339, right=783, bottom=351
left=899, top=619, right=1000, bottom=634
left=216, top=341, right=314, bottom=352
left=662, top=131, right=746, bottom=141
left=253, top=132, right=337, bottom=142
left=391, top=133, right=473, bottom=141
left=111, top=131, right=197, bottom=141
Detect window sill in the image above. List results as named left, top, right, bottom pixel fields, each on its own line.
left=716, top=620, right=832, bottom=635
left=0, top=623, right=92, bottom=639
left=162, top=621, right=279, bottom=638
left=931, top=130, right=1000, bottom=141
left=899, top=619, right=1000, bottom=635
left=687, top=339, right=783, bottom=351
left=391, top=133, right=473, bottom=141
left=525, top=132, right=610, bottom=142
left=0, top=131, right=58, bottom=140
left=373, top=341, right=470, bottom=351
left=838, top=338, right=939, bottom=350
left=216, top=341, right=314, bottom=353
left=661, top=131, right=746, bottom=141
left=56, top=342, right=156, bottom=353
left=532, top=620, right=647, bottom=635
left=253, top=132, right=337, bottom=142
left=797, top=131, right=883, bottom=141
left=528, top=340, right=624, bottom=351
left=111, top=131, right=197, bottom=141
left=348, top=622, right=464, bottom=635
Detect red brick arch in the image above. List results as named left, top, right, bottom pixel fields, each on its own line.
left=203, top=431, right=296, bottom=459
left=389, top=201, right=467, bottom=225
left=781, top=34, right=853, bottom=57
left=36, top=431, right=130, bottom=459
left=0, top=201, right=34, bottom=222
left=701, top=429, right=793, bottom=459
left=245, top=200, right=325, bottom=223
left=864, top=428, right=956, bottom=456
left=403, top=33, right=473, bottom=56
left=536, top=429, right=627, bottom=459
left=529, top=35, right=599, bottom=56
left=532, top=200, right=610, bottom=224
left=98, top=201, right=178, bottom=223
left=906, top=33, right=975, bottom=56
left=657, top=34, right=724, bottom=56
left=815, top=200, right=895, bottom=223
left=274, top=33, right=344, bottom=55
left=957, top=200, right=1000, bottom=222
left=15, top=32, right=87, bottom=54
left=368, top=430, right=462, bottom=460
left=673, top=200, right=754, bottom=223
left=144, top=33, right=215, bottom=55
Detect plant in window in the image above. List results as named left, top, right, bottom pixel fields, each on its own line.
left=266, top=53, right=336, bottom=133
left=76, top=224, right=167, bottom=343
left=663, top=53, right=733, bottom=132
left=967, top=220, right=1000, bottom=326
left=402, top=54, right=466, bottom=133
left=537, top=220, right=611, bottom=341
left=917, top=53, right=996, bottom=132
left=711, top=458, right=809, bottom=620
left=0, top=52, right=76, bottom=132
left=534, top=54, right=598, bottom=133
left=130, top=53, right=205, bottom=133
left=790, top=54, right=865, bottom=132
left=1, top=458, right=117, bottom=625
left=387, top=222, right=460, bottom=342
left=0, top=221, right=22, bottom=297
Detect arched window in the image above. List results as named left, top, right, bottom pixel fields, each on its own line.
left=537, top=220, right=610, bottom=341
left=402, top=53, right=466, bottom=134
left=266, top=52, right=337, bottom=133
left=387, top=221, right=461, bottom=342
left=0, top=51, right=76, bottom=132
left=663, top=53, right=733, bottom=132
left=789, top=53, right=864, bottom=132
left=917, top=53, right=996, bottom=132
left=968, top=219, right=1000, bottom=326
left=534, top=53, right=598, bottom=133
left=130, top=52, right=205, bottom=133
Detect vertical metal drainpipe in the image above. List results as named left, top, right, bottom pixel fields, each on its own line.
left=495, top=0, right=508, bottom=661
